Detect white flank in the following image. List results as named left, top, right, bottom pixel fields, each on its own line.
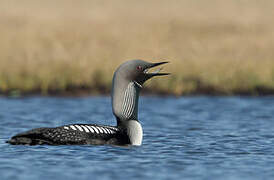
left=64, top=126, right=69, bottom=130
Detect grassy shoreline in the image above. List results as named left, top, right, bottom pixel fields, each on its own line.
left=2, top=83, right=274, bottom=97
left=1, top=0, right=274, bottom=96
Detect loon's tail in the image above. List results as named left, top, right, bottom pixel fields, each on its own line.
left=6, top=128, right=52, bottom=145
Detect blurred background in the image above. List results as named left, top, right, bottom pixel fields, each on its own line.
left=1, top=0, right=274, bottom=96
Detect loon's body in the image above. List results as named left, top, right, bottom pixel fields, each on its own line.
left=7, top=60, right=169, bottom=146
left=7, top=124, right=133, bottom=145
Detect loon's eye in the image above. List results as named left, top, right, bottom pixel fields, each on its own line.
left=136, top=66, right=143, bottom=71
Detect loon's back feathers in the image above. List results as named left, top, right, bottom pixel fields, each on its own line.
left=7, top=124, right=130, bottom=145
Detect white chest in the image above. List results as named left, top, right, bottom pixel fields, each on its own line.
left=127, top=120, right=143, bottom=146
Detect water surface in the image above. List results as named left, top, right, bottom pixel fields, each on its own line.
left=1, top=96, right=274, bottom=180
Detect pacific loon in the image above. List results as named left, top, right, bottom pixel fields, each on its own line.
left=6, top=60, right=169, bottom=146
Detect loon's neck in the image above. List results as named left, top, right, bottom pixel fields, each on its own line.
left=111, top=73, right=143, bottom=145
left=111, top=78, right=141, bottom=124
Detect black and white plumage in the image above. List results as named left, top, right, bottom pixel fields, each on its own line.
left=6, top=60, right=169, bottom=146
left=8, top=124, right=128, bottom=145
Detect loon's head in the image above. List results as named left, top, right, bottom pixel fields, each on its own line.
left=114, top=59, right=169, bottom=88
left=111, top=60, right=169, bottom=123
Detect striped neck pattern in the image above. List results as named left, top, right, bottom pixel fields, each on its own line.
left=121, top=82, right=139, bottom=120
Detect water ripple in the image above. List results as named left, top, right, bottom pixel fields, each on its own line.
left=1, top=96, right=274, bottom=180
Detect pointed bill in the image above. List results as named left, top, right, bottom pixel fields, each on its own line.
left=145, top=61, right=170, bottom=77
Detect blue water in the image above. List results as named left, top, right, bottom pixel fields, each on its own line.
left=1, top=96, right=274, bottom=180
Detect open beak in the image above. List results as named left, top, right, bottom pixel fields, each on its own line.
left=135, top=61, right=170, bottom=88
left=144, top=61, right=170, bottom=77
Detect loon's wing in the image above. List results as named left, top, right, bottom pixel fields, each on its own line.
left=6, top=124, right=122, bottom=145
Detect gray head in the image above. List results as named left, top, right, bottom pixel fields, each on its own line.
left=111, top=59, right=169, bottom=126
left=113, top=59, right=169, bottom=87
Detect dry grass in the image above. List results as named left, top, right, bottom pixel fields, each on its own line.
left=0, top=0, right=274, bottom=95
